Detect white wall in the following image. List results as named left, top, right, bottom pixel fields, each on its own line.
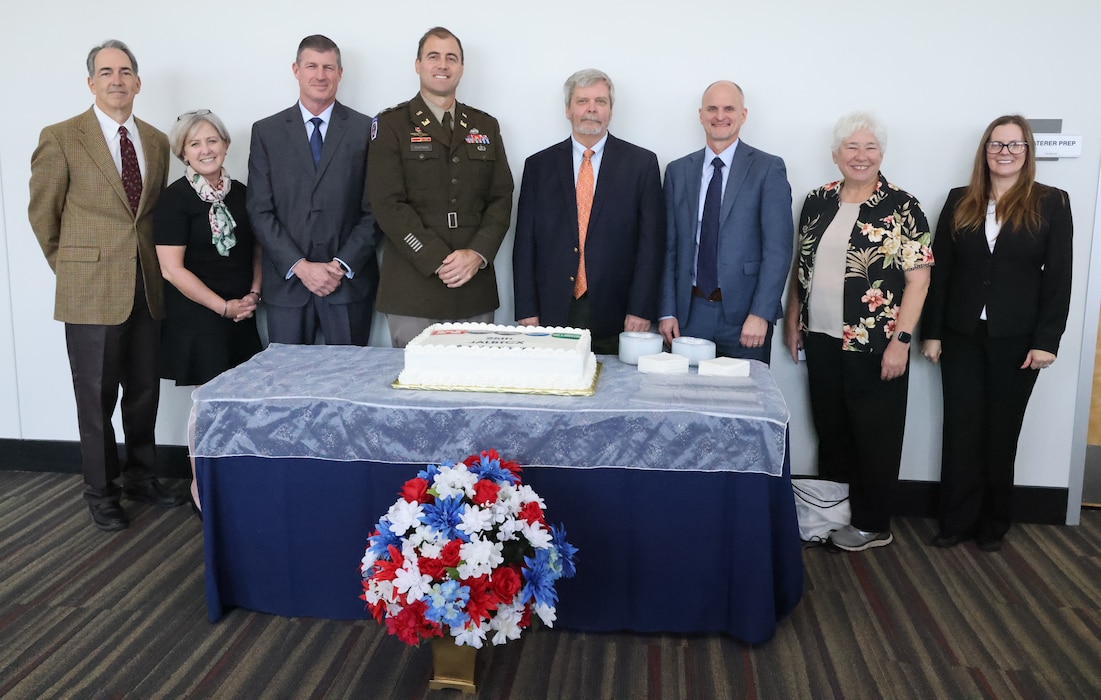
left=3, top=1, right=1098, bottom=515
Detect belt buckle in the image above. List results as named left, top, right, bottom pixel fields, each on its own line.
left=447, top=212, right=458, bottom=229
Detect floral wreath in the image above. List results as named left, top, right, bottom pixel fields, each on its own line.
left=360, top=449, right=577, bottom=648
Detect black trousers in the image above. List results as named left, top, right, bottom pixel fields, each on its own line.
left=803, top=332, right=909, bottom=533
left=937, top=324, right=1039, bottom=540
left=567, top=294, right=621, bottom=355
left=65, top=281, right=160, bottom=505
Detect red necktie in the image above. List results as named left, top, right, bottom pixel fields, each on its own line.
left=574, top=149, right=594, bottom=299
left=119, top=126, right=142, bottom=215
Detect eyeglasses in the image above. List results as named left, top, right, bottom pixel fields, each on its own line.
left=985, top=140, right=1028, bottom=155
left=177, top=109, right=213, bottom=121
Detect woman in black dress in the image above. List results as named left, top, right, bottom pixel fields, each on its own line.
left=155, top=109, right=262, bottom=513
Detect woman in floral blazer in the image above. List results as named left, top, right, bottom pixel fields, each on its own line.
left=783, top=112, right=934, bottom=552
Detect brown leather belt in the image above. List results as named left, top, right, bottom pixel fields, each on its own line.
left=692, top=286, right=722, bottom=302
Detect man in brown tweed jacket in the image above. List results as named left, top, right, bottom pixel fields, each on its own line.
left=29, top=39, right=185, bottom=532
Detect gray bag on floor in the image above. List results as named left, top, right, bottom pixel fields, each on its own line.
left=793, top=479, right=850, bottom=542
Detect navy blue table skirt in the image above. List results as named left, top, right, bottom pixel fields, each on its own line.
left=197, top=450, right=803, bottom=644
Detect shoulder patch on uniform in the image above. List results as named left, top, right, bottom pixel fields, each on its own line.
left=371, top=117, right=378, bottom=141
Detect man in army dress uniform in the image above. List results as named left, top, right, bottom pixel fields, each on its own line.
left=367, top=26, right=513, bottom=348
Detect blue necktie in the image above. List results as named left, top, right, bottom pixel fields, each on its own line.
left=697, top=157, right=724, bottom=297
left=309, top=117, right=324, bottom=167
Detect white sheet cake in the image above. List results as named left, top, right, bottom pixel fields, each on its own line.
left=399, top=323, right=597, bottom=391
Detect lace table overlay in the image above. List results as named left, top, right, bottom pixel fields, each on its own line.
left=191, top=344, right=789, bottom=475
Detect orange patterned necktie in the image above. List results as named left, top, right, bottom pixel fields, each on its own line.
left=574, top=148, right=594, bottom=299
left=118, top=126, right=142, bottom=215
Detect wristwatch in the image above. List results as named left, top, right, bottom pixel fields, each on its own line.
left=896, top=331, right=912, bottom=344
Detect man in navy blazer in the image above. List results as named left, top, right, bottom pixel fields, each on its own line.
left=513, top=69, right=664, bottom=353
left=659, top=81, right=792, bottom=364
left=247, top=35, right=379, bottom=345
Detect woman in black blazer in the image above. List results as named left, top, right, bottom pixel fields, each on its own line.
left=922, top=115, right=1072, bottom=552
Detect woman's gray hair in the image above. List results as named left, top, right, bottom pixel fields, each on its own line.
left=169, top=111, right=231, bottom=162
left=831, top=111, right=887, bottom=155
left=563, top=69, right=615, bottom=108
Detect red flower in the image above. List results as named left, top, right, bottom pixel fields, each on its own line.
left=385, top=599, right=441, bottom=645
left=365, top=598, right=387, bottom=624
left=490, top=565, right=522, bottom=603
left=440, top=539, right=462, bottom=568
left=372, top=545, right=405, bottom=582
left=419, top=556, right=446, bottom=580
left=464, top=575, right=499, bottom=624
left=472, top=479, right=501, bottom=505
left=519, top=501, right=545, bottom=525
left=519, top=604, right=532, bottom=629
left=500, top=457, right=523, bottom=480
left=401, top=477, right=430, bottom=503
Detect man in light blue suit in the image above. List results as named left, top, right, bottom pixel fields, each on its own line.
left=659, top=81, right=792, bottom=364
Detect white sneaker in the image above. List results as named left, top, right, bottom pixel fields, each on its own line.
left=829, top=525, right=893, bottom=551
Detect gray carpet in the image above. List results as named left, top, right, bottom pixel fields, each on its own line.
left=2, top=471, right=1100, bottom=699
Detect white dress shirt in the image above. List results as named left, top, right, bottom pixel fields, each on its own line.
left=92, top=104, right=145, bottom=180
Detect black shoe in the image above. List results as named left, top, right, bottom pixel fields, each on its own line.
left=124, top=479, right=187, bottom=508
left=89, top=501, right=129, bottom=531
left=977, top=536, right=1003, bottom=552
left=931, top=532, right=965, bottom=548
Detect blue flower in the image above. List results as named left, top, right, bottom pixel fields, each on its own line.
left=421, top=494, right=469, bottom=542
left=367, top=519, right=401, bottom=560
left=521, top=548, right=559, bottom=610
left=466, top=453, right=519, bottom=485
left=550, top=524, right=577, bottom=579
left=417, top=463, right=442, bottom=481
left=424, top=579, right=471, bottom=629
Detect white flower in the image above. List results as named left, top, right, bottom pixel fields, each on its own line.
left=434, top=464, right=478, bottom=499
left=452, top=622, right=487, bottom=649
left=366, top=579, right=395, bottom=606
left=489, top=601, right=525, bottom=645
left=393, top=560, right=433, bottom=604
left=496, top=518, right=522, bottom=542
left=495, top=484, right=521, bottom=513
left=458, top=536, right=504, bottom=579
left=520, top=520, right=553, bottom=549
left=386, top=500, right=423, bottom=536
left=533, top=603, right=557, bottom=627
left=514, top=484, right=545, bottom=510
left=458, top=504, right=494, bottom=536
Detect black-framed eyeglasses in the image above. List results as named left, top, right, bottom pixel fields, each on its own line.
left=177, top=109, right=212, bottom=121
left=985, top=140, right=1028, bottom=155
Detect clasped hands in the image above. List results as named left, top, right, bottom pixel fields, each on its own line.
left=223, top=293, right=258, bottom=322
left=294, top=259, right=345, bottom=297
left=437, top=249, right=483, bottom=288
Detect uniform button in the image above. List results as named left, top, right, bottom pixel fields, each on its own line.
left=419, top=154, right=425, bottom=160
left=573, top=247, right=579, bottom=253
left=451, top=178, right=459, bottom=185
left=452, top=156, right=460, bottom=163
left=451, top=198, right=458, bottom=204
left=569, top=276, right=575, bottom=282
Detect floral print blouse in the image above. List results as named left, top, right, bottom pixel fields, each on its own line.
left=795, top=173, right=934, bottom=353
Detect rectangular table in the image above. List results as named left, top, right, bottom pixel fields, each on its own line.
left=193, top=345, right=803, bottom=644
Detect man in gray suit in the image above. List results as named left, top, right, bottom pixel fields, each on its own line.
left=659, top=80, right=793, bottom=364
left=247, top=34, right=379, bottom=345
